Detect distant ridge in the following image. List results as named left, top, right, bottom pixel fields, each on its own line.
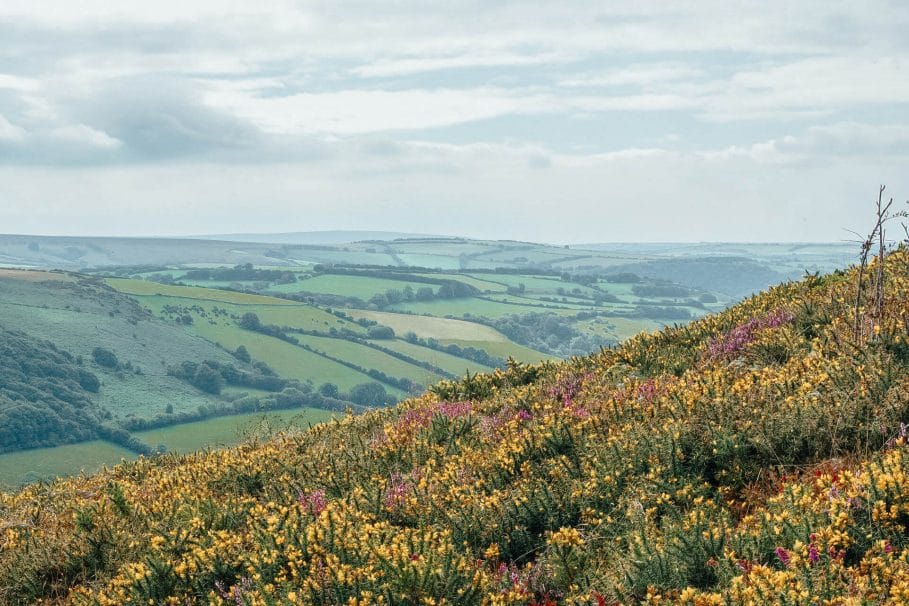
left=191, top=230, right=449, bottom=245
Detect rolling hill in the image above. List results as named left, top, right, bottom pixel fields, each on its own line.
left=2, top=248, right=906, bottom=604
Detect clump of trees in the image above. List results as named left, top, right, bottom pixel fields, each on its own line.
left=168, top=360, right=288, bottom=395
left=467, top=312, right=614, bottom=357
left=181, top=263, right=297, bottom=284
left=632, top=283, right=692, bottom=298
left=92, top=347, right=119, bottom=369
left=0, top=329, right=108, bottom=453
left=315, top=381, right=393, bottom=406
left=402, top=332, right=506, bottom=368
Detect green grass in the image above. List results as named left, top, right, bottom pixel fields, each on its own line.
left=134, top=408, right=335, bottom=454
left=437, top=339, right=554, bottom=364
left=345, top=309, right=508, bottom=341
left=483, top=293, right=596, bottom=312
left=391, top=296, right=572, bottom=319
left=192, top=317, right=401, bottom=393
left=0, top=441, right=134, bottom=489
left=296, top=334, right=444, bottom=385
left=373, top=339, right=496, bottom=376
left=285, top=249, right=398, bottom=266
left=393, top=254, right=462, bottom=269
left=413, top=273, right=508, bottom=293
left=0, top=275, right=234, bottom=420
left=128, top=293, right=400, bottom=392
left=470, top=273, right=598, bottom=295
left=107, top=278, right=297, bottom=305
left=268, top=274, right=427, bottom=299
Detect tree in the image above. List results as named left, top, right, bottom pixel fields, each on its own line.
left=319, top=383, right=340, bottom=398
left=240, top=312, right=261, bottom=330
left=233, top=345, right=252, bottom=363
left=415, top=287, right=435, bottom=301
left=385, top=289, right=404, bottom=304
left=191, top=363, right=224, bottom=395
left=77, top=369, right=101, bottom=393
left=92, top=347, right=119, bottom=369
left=367, top=325, right=395, bottom=339
left=349, top=382, right=387, bottom=406
left=403, top=285, right=414, bottom=301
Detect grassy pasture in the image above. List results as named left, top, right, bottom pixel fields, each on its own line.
left=135, top=408, right=335, bottom=454
left=0, top=276, right=234, bottom=419
left=469, top=273, right=598, bottom=295
left=295, top=334, right=444, bottom=385
left=483, top=293, right=598, bottom=312
left=394, top=254, right=462, bottom=269
left=285, top=249, right=397, bottom=266
left=126, top=293, right=398, bottom=392
left=107, top=278, right=297, bottom=305
left=0, top=268, right=76, bottom=282
left=436, top=339, right=554, bottom=364
left=0, top=441, right=134, bottom=489
left=372, top=339, right=495, bottom=376
left=269, top=274, right=428, bottom=299
left=344, top=309, right=508, bottom=342
left=390, top=297, right=576, bottom=319
left=186, top=314, right=399, bottom=393
left=413, top=273, right=508, bottom=293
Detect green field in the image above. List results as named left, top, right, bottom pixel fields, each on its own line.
left=438, top=339, right=555, bottom=364
left=107, top=278, right=298, bottom=305
left=296, top=334, right=444, bottom=385
left=345, top=309, right=508, bottom=341
left=469, top=273, right=598, bottom=295
left=132, top=293, right=363, bottom=334
left=373, top=339, right=495, bottom=376
left=0, top=441, right=135, bottom=489
left=123, top=294, right=403, bottom=394
left=391, top=296, right=576, bottom=319
left=135, top=408, right=335, bottom=454
left=413, top=273, right=508, bottom=293
left=394, top=254, right=462, bottom=269
left=0, top=275, right=235, bottom=420
left=269, top=274, right=428, bottom=299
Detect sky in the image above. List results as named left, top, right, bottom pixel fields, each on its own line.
left=0, top=1, right=906, bottom=243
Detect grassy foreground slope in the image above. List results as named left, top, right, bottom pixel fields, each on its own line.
left=3, top=251, right=909, bottom=604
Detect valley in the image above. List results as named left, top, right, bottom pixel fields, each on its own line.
left=0, top=235, right=853, bottom=488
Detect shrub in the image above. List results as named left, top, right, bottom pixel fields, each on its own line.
left=91, top=347, right=119, bottom=369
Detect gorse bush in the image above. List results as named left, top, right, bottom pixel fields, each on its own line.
left=4, top=250, right=909, bottom=604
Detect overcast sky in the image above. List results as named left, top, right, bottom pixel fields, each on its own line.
left=0, top=1, right=906, bottom=243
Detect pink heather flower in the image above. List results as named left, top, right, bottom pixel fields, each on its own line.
left=516, top=409, right=532, bottom=421
left=884, top=542, right=895, bottom=554
left=215, top=576, right=252, bottom=606
left=383, top=472, right=408, bottom=510
left=548, top=373, right=587, bottom=408
left=479, top=409, right=511, bottom=439
left=437, top=401, right=472, bottom=419
left=707, top=309, right=794, bottom=361
left=637, top=379, right=660, bottom=403
left=775, top=546, right=791, bottom=568
left=298, top=488, right=327, bottom=515
left=568, top=405, right=590, bottom=419
left=808, top=542, right=820, bottom=565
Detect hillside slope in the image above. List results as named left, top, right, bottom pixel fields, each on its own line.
left=2, top=251, right=909, bottom=604
left=0, top=270, right=238, bottom=423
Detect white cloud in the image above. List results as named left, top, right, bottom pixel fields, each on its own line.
left=0, top=114, right=26, bottom=141
left=50, top=124, right=122, bottom=148
left=0, top=1, right=906, bottom=239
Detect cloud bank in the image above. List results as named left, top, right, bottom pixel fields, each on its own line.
left=0, top=1, right=906, bottom=242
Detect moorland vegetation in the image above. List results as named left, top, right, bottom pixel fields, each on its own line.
left=3, top=229, right=909, bottom=604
